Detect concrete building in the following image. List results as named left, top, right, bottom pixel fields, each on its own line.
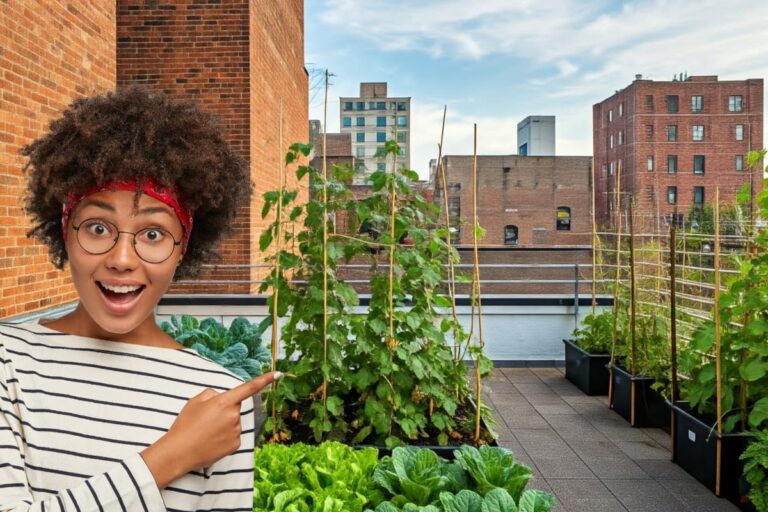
left=434, top=155, right=592, bottom=247
left=0, top=0, right=308, bottom=317
left=517, top=116, right=556, bottom=156
left=339, top=82, right=410, bottom=181
left=593, top=74, right=763, bottom=228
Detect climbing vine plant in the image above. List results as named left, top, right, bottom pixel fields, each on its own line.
left=260, top=142, right=494, bottom=447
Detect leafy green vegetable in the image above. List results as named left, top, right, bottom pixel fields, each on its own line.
left=453, top=445, right=532, bottom=502
left=741, top=429, right=768, bottom=512
left=253, top=441, right=383, bottom=512
left=161, top=315, right=271, bottom=378
left=571, top=310, right=613, bottom=354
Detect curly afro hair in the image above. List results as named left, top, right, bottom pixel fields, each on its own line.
left=22, top=86, right=251, bottom=279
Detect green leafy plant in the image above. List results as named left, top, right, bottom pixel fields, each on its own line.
left=252, top=441, right=383, bottom=512
left=453, top=445, right=532, bottom=502
left=571, top=310, right=614, bottom=354
left=741, top=429, right=768, bottom=512
left=260, top=142, right=492, bottom=446
left=161, top=315, right=271, bottom=379
left=679, top=169, right=768, bottom=433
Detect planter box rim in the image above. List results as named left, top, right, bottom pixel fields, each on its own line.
left=563, top=338, right=610, bottom=358
left=609, top=361, right=665, bottom=383
left=668, top=400, right=747, bottom=439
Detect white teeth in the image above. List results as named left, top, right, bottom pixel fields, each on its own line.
left=100, top=283, right=142, bottom=294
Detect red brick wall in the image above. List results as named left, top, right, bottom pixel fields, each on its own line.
left=0, top=1, right=116, bottom=318
left=594, top=77, right=764, bottom=228
left=438, top=155, right=592, bottom=247
left=116, top=0, right=308, bottom=293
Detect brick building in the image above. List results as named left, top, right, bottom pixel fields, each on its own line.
left=0, top=1, right=307, bottom=318
left=593, top=75, right=763, bottom=228
left=434, top=155, right=592, bottom=247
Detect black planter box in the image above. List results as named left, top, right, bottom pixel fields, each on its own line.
left=670, top=401, right=747, bottom=503
left=609, top=363, right=669, bottom=429
left=563, top=339, right=610, bottom=395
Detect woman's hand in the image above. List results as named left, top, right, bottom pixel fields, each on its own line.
left=140, top=371, right=281, bottom=488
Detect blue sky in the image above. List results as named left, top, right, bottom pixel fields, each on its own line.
left=306, top=0, right=768, bottom=178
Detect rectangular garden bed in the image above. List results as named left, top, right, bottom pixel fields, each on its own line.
left=609, top=363, right=669, bottom=429
left=563, top=338, right=610, bottom=395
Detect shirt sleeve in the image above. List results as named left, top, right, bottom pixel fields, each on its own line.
left=192, top=397, right=256, bottom=512
left=0, top=345, right=167, bottom=512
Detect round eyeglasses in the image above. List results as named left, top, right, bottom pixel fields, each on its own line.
left=71, top=218, right=182, bottom=264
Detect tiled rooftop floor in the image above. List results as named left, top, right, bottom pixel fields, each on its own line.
left=486, top=367, right=739, bottom=512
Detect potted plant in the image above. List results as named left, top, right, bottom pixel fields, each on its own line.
left=740, top=429, right=768, bottom=512
left=258, top=143, right=495, bottom=452
left=673, top=158, right=768, bottom=502
left=564, top=309, right=613, bottom=395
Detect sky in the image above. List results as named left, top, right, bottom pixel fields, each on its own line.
left=305, top=0, right=768, bottom=180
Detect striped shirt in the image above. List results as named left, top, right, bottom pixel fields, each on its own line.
left=0, top=322, right=255, bottom=512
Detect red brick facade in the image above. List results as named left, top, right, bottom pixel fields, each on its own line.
left=1, top=1, right=307, bottom=318
left=593, top=75, right=764, bottom=228
left=435, top=155, right=592, bottom=247
left=0, top=1, right=116, bottom=318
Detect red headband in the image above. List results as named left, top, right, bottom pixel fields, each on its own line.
left=62, top=179, right=193, bottom=255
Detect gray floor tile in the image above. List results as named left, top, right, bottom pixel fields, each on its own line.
left=603, top=479, right=692, bottom=512
left=548, top=479, right=629, bottom=511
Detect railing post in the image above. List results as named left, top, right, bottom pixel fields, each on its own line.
left=574, top=263, right=580, bottom=329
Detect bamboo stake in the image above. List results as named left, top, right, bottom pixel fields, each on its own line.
left=713, top=187, right=723, bottom=496
left=628, top=199, right=637, bottom=426
left=471, top=124, right=485, bottom=443
left=435, top=106, right=460, bottom=360
left=387, top=113, right=399, bottom=433
left=270, top=102, right=285, bottom=439
left=321, top=70, right=330, bottom=429
left=669, top=220, right=678, bottom=461
left=608, top=160, right=622, bottom=406
left=591, top=158, right=597, bottom=315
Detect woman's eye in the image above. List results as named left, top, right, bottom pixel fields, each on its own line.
left=140, top=228, right=166, bottom=243
left=86, top=222, right=111, bottom=236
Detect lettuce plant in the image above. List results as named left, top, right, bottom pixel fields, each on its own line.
left=571, top=310, right=613, bottom=354
left=453, top=445, right=532, bottom=502
left=161, top=315, right=271, bottom=379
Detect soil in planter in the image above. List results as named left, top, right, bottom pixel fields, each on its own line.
left=261, top=398, right=497, bottom=458
left=610, top=363, right=670, bottom=429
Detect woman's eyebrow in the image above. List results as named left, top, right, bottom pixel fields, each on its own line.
left=78, top=198, right=115, bottom=212
left=136, top=206, right=174, bottom=217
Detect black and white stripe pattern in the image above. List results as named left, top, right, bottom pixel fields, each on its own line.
left=0, top=323, right=255, bottom=512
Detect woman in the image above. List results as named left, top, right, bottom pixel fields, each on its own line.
left=0, top=87, right=280, bottom=511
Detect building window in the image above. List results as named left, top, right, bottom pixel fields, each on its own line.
left=668, top=155, right=678, bottom=173
left=609, top=134, right=613, bottom=149
left=376, top=101, right=386, bottom=110
left=398, top=147, right=406, bottom=156
left=342, top=117, right=352, bottom=127
left=609, top=161, right=615, bottom=176
left=356, top=132, right=365, bottom=142
left=619, top=102, right=624, bottom=116
left=504, top=225, right=519, bottom=246
left=647, top=156, right=654, bottom=171
left=396, top=131, right=406, bottom=143
left=376, top=116, right=386, bottom=127
left=356, top=147, right=365, bottom=158
left=356, top=116, right=365, bottom=127
left=608, top=109, right=613, bottom=123
left=693, top=155, right=705, bottom=175
left=448, top=197, right=460, bottom=221
left=344, top=102, right=353, bottom=111
left=618, top=130, right=623, bottom=145
left=735, top=124, right=744, bottom=141
left=693, top=186, right=705, bottom=205
left=666, top=95, right=679, bottom=113
left=645, top=95, right=654, bottom=112
left=376, top=162, right=386, bottom=172
left=447, top=182, right=461, bottom=192
left=645, top=124, right=653, bottom=140
left=691, top=95, right=703, bottom=112
left=667, top=125, right=677, bottom=142
left=397, top=102, right=407, bottom=111
left=368, top=101, right=376, bottom=109
left=376, top=132, right=386, bottom=143
left=556, top=207, right=571, bottom=231
left=667, top=186, right=677, bottom=205
left=356, top=101, right=365, bottom=110
left=728, top=95, right=743, bottom=112
left=396, top=115, right=407, bottom=127
left=519, top=142, right=528, bottom=156
left=736, top=154, right=744, bottom=171
left=692, top=125, right=704, bottom=141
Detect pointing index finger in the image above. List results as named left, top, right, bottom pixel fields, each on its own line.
left=220, top=371, right=282, bottom=404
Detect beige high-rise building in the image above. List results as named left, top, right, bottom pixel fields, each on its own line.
left=340, top=82, right=411, bottom=181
